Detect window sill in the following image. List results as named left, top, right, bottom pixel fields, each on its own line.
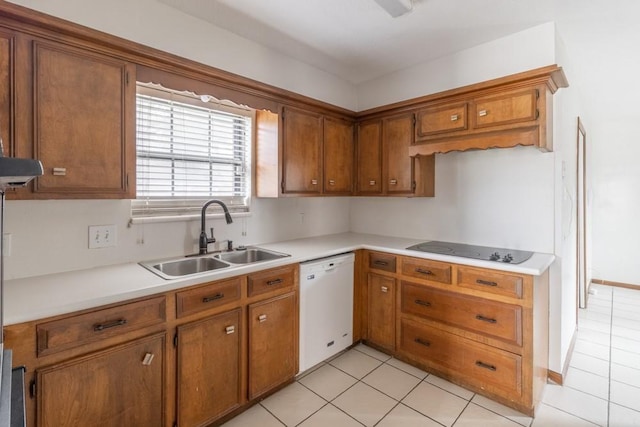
left=129, top=211, right=252, bottom=226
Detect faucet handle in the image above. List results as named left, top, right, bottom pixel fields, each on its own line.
left=210, top=227, right=214, bottom=238
left=227, top=240, right=233, bottom=251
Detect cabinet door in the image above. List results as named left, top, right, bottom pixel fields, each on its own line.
left=473, top=88, right=538, bottom=129
left=367, top=273, right=395, bottom=351
left=415, top=102, right=468, bottom=141
left=32, top=41, right=135, bottom=198
left=177, top=309, right=242, bottom=427
left=36, top=333, right=164, bottom=427
left=282, top=107, right=322, bottom=194
left=383, top=113, right=415, bottom=195
left=0, top=29, right=15, bottom=157
left=323, top=117, right=354, bottom=194
left=248, top=292, right=297, bottom=400
left=356, top=119, right=382, bottom=194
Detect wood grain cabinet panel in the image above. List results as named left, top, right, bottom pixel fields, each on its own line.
left=356, top=119, right=383, bottom=194
left=36, top=296, right=166, bottom=357
left=401, top=281, right=523, bottom=346
left=175, top=277, right=241, bottom=318
left=177, top=309, right=242, bottom=427
left=36, top=333, right=165, bottom=427
left=281, top=106, right=323, bottom=194
left=368, top=252, right=396, bottom=273
left=401, top=258, right=452, bottom=285
left=247, top=265, right=295, bottom=297
left=31, top=41, right=135, bottom=198
left=248, top=292, right=298, bottom=400
left=415, top=102, right=468, bottom=140
left=383, top=113, right=415, bottom=195
left=367, top=273, right=396, bottom=351
left=323, top=117, right=354, bottom=194
left=472, top=89, right=538, bottom=129
left=457, top=266, right=525, bottom=299
left=0, top=29, right=14, bottom=157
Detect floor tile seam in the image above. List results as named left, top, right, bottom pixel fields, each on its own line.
left=562, top=380, right=609, bottom=401
left=420, top=375, right=477, bottom=402
left=609, top=377, right=640, bottom=391
left=371, top=401, right=403, bottom=427
left=465, top=400, right=532, bottom=427
left=296, top=375, right=348, bottom=403
left=357, top=375, right=412, bottom=403
left=566, top=365, right=611, bottom=380
left=607, top=393, right=640, bottom=414
left=393, top=401, right=448, bottom=427
left=572, top=347, right=610, bottom=362
left=535, top=403, right=601, bottom=427
left=540, top=399, right=607, bottom=427
left=610, top=359, right=640, bottom=372
left=306, top=401, right=367, bottom=427
left=578, top=325, right=612, bottom=336
left=449, top=399, right=473, bottom=427
left=609, top=330, right=640, bottom=342
left=327, top=359, right=382, bottom=382
left=258, top=402, right=289, bottom=427
left=352, top=346, right=392, bottom=363
left=580, top=317, right=614, bottom=327
left=383, top=358, right=428, bottom=379
left=290, top=401, right=336, bottom=427
left=567, top=362, right=610, bottom=379
left=295, top=362, right=327, bottom=381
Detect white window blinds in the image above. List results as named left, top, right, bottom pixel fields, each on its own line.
left=132, top=84, right=252, bottom=221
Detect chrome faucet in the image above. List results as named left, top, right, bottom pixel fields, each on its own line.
left=199, top=199, right=233, bottom=254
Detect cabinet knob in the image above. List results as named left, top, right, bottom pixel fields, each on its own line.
left=450, top=114, right=459, bottom=121
left=225, top=325, right=235, bottom=334
left=389, top=179, right=397, bottom=185
left=369, top=180, right=376, bottom=186
left=142, top=353, right=155, bottom=366
left=258, top=314, right=267, bottom=323
left=52, top=167, right=67, bottom=176
left=311, top=179, right=318, bottom=185
left=381, top=286, right=388, bottom=293
left=328, top=179, right=335, bottom=186
left=478, top=109, right=488, bottom=117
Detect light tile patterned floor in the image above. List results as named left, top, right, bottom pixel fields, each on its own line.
left=223, top=284, right=640, bottom=426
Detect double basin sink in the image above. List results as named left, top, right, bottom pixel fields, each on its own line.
left=140, top=247, right=290, bottom=280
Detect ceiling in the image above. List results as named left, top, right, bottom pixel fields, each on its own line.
left=158, top=0, right=639, bottom=117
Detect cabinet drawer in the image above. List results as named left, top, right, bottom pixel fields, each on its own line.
left=416, top=102, right=468, bottom=139
left=457, top=266, right=524, bottom=299
left=248, top=265, right=295, bottom=297
left=401, top=258, right=452, bottom=284
left=37, top=296, right=166, bottom=357
left=176, top=277, right=241, bottom=318
left=399, top=318, right=522, bottom=397
left=369, top=252, right=396, bottom=273
left=473, top=89, right=537, bottom=129
left=401, top=281, right=522, bottom=346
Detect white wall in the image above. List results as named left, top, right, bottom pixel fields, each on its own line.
left=4, top=197, right=350, bottom=279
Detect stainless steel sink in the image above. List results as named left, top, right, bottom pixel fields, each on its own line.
left=215, top=248, right=289, bottom=264
left=140, top=256, right=230, bottom=279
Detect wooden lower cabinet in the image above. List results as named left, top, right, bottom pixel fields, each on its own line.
left=177, top=309, right=242, bottom=427
left=248, top=292, right=298, bottom=400
left=367, top=273, right=396, bottom=351
left=36, top=333, right=165, bottom=427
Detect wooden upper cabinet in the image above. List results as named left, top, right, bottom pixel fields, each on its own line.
left=281, top=106, right=322, bottom=194
left=323, top=117, right=354, bottom=194
left=472, top=88, right=538, bottom=129
left=383, top=113, right=415, bottom=195
left=415, top=102, right=468, bottom=140
left=0, top=30, right=14, bottom=157
left=356, top=119, right=383, bottom=194
left=31, top=41, right=135, bottom=198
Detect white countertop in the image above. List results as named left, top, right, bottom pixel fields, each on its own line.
left=4, top=232, right=554, bottom=325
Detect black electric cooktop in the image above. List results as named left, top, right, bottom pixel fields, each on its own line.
left=406, top=241, right=534, bottom=264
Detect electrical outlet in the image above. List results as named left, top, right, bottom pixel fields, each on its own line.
left=89, top=225, right=117, bottom=249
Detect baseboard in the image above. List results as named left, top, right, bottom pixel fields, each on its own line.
left=547, top=326, right=578, bottom=385
left=592, top=278, right=640, bottom=290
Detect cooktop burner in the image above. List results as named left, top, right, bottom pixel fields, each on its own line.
left=406, top=241, right=533, bottom=264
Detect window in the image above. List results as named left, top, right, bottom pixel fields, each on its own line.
left=132, top=84, right=252, bottom=221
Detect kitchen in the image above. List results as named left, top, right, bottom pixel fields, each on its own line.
left=0, top=0, right=639, bottom=426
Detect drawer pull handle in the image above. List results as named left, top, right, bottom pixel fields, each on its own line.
left=52, top=167, right=67, bottom=176
left=93, top=318, right=127, bottom=332
left=476, top=279, right=498, bottom=287
left=267, top=278, right=283, bottom=286
left=414, top=338, right=431, bottom=347
left=415, top=268, right=434, bottom=275
left=389, top=179, right=398, bottom=185
left=225, top=325, right=235, bottom=335
left=475, top=361, right=497, bottom=371
left=478, top=109, right=488, bottom=117
left=415, top=299, right=432, bottom=307
left=369, top=180, right=377, bottom=186
left=258, top=314, right=267, bottom=323
left=328, top=179, right=335, bottom=186
left=374, top=260, right=389, bottom=266
left=311, top=179, right=318, bottom=185
left=451, top=114, right=459, bottom=121
left=381, top=286, right=388, bottom=293
left=475, top=315, right=497, bottom=324
left=202, top=293, right=224, bottom=303
left=142, top=353, right=155, bottom=366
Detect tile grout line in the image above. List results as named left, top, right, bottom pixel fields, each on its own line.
left=607, top=285, right=614, bottom=427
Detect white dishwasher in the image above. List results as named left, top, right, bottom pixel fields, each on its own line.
left=299, top=252, right=355, bottom=373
